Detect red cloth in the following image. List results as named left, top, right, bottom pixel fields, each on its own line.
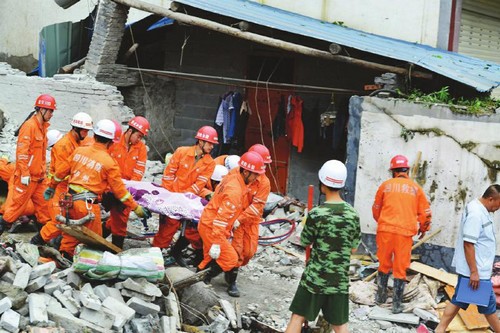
left=286, top=95, right=304, bottom=153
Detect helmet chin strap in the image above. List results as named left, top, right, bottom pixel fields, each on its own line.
left=41, top=109, right=51, bottom=122
left=74, top=128, right=85, bottom=141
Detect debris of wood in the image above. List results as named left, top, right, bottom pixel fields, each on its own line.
left=219, top=299, right=237, bottom=329
left=444, top=285, right=489, bottom=330
left=165, top=291, right=182, bottom=330
left=163, top=268, right=209, bottom=291
left=250, top=317, right=283, bottom=333
left=235, top=300, right=242, bottom=329
left=57, top=225, right=122, bottom=253
left=409, top=262, right=457, bottom=287
left=272, top=244, right=305, bottom=261
left=368, top=306, right=420, bottom=325
left=438, top=303, right=491, bottom=333
left=411, top=228, right=442, bottom=251
left=58, top=57, right=86, bottom=74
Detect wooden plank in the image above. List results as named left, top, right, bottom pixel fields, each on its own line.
left=444, top=285, right=490, bottom=330
left=58, top=225, right=122, bottom=253
left=409, top=262, right=458, bottom=287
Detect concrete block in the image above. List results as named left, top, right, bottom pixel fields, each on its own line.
left=126, top=297, right=160, bottom=316
left=25, top=276, right=49, bottom=293
left=66, top=271, right=81, bottom=289
left=92, top=285, right=110, bottom=302
left=102, top=297, right=135, bottom=321
left=79, top=307, right=114, bottom=330
left=51, top=268, right=72, bottom=280
left=102, top=307, right=126, bottom=331
left=28, top=294, right=48, bottom=324
left=29, top=262, right=56, bottom=280
left=0, top=298, right=11, bottom=315
left=53, top=290, right=79, bottom=316
left=47, top=301, right=105, bottom=333
left=0, top=273, right=15, bottom=284
left=16, top=305, right=28, bottom=317
left=412, top=308, right=440, bottom=323
left=81, top=283, right=94, bottom=295
left=159, top=316, right=170, bottom=333
left=79, top=292, right=101, bottom=311
left=130, top=317, right=155, bottom=333
left=107, top=287, right=125, bottom=303
left=1, top=309, right=19, bottom=333
left=114, top=282, right=123, bottom=290
left=122, top=278, right=162, bottom=297
left=121, top=288, right=155, bottom=302
left=12, top=265, right=31, bottom=290
left=43, top=279, right=65, bottom=295
left=368, top=306, right=419, bottom=325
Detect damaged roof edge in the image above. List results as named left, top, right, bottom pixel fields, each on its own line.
left=174, top=0, right=500, bottom=93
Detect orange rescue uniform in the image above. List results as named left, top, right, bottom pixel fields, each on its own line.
left=3, top=116, right=50, bottom=225
left=372, top=174, right=432, bottom=279
left=106, top=135, right=147, bottom=236
left=51, top=142, right=139, bottom=255
left=152, top=146, right=215, bottom=249
left=0, top=159, right=35, bottom=216
left=198, top=171, right=248, bottom=272
left=231, top=169, right=270, bottom=266
left=213, top=155, right=227, bottom=166
left=40, top=132, right=80, bottom=242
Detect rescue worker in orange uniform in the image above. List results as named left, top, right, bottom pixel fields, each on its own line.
left=31, top=113, right=93, bottom=245
left=198, top=151, right=265, bottom=297
left=229, top=144, right=272, bottom=297
left=0, top=94, right=55, bottom=235
left=171, top=164, right=229, bottom=267
left=44, top=119, right=150, bottom=259
left=152, top=126, right=217, bottom=250
left=372, top=154, right=432, bottom=313
left=103, top=116, right=149, bottom=249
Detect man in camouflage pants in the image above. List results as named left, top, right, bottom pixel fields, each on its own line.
left=285, top=160, right=361, bottom=333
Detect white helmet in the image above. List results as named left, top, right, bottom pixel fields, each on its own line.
left=71, top=112, right=93, bottom=130
left=318, top=160, right=347, bottom=188
left=165, top=152, right=173, bottom=166
left=47, top=129, right=63, bottom=148
left=93, top=119, right=116, bottom=140
left=211, top=164, right=229, bottom=182
left=225, top=155, right=240, bottom=170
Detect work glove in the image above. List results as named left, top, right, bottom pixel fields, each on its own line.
left=44, top=187, right=55, bottom=201
left=209, top=244, right=221, bottom=260
left=232, top=219, right=240, bottom=230
left=20, top=176, right=30, bottom=186
left=134, top=206, right=152, bottom=219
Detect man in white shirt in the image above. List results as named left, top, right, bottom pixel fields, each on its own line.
left=436, top=184, right=500, bottom=333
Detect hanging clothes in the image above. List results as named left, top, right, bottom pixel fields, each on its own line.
left=286, top=95, right=304, bottom=153
left=234, top=100, right=251, bottom=152
left=272, top=95, right=287, bottom=140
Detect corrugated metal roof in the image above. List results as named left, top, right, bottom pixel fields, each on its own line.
left=175, top=0, right=500, bottom=92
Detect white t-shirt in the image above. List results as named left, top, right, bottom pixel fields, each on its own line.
left=452, top=198, right=496, bottom=279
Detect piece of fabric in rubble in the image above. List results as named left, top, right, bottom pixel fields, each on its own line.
left=123, top=180, right=207, bottom=220
left=72, top=245, right=165, bottom=281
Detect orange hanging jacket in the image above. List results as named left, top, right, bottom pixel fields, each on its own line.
left=372, top=174, right=432, bottom=237
left=161, top=146, right=215, bottom=195
left=16, top=116, right=49, bottom=180
left=109, top=134, right=147, bottom=181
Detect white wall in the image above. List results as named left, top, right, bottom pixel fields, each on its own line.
left=353, top=97, right=500, bottom=251
left=0, top=0, right=171, bottom=60
left=252, top=0, right=447, bottom=48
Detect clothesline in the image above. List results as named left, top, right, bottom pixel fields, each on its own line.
left=127, top=67, right=363, bottom=95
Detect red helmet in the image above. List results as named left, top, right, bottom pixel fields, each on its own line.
left=112, top=120, right=123, bottom=143
left=35, top=94, right=56, bottom=110
left=128, top=116, right=150, bottom=136
left=239, top=151, right=266, bottom=174
left=390, top=155, right=410, bottom=170
left=195, top=126, right=218, bottom=144
left=249, top=144, right=272, bottom=164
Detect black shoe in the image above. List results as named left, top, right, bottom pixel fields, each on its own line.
left=30, top=232, right=46, bottom=246
left=226, top=268, right=240, bottom=297
left=171, top=236, right=190, bottom=268
left=203, top=261, right=223, bottom=284
left=111, top=235, right=125, bottom=249
left=375, top=271, right=389, bottom=304
left=102, top=224, right=111, bottom=238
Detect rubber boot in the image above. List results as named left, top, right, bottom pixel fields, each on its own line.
left=375, top=271, right=389, bottom=304
left=111, top=235, right=125, bottom=249
left=102, top=224, right=111, bottom=238
left=226, top=268, right=240, bottom=297
left=171, top=236, right=190, bottom=267
left=203, top=261, right=223, bottom=284
left=190, top=249, right=204, bottom=267
left=392, top=278, right=405, bottom=314
left=30, top=232, right=46, bottom=246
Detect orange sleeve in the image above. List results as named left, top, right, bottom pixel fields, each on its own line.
left=130, top=144, right=147, bottom=181
left=189, top=160, right=215, bottom=196
left=49, top=140, right=72, bottom=180
left=199, top=181, right=214, bottom=199
left=161, top=149, right=181, bottom=189
left=15, top=121, right=33, bottom=177
left=417, top=187, right=432, bottom=232
left=106, top=160, right=138, bottom=210
left=238, top=176, right=270, bottom=225
left=372, top=184, right=384, bottom=222
left=211, top=186, right=241, bottom=243
left=50, top=152, right=72, bottom=188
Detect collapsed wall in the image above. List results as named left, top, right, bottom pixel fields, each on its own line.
left=346, top=96, right=500, bottom=268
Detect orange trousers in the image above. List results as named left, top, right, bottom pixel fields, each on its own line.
left=376, top=231, right=413, bottom=279
left=106, top=205, right=131, bottom=237
left=59, top=200, right=102, bottom=256
left=232, top=222, right=259, bottom=267
left=3, top=176, right=50, bottom=225
left=152, top=216, right=202, bottom=249
left=40, top=182, right=68, bottom=242
left=197, top=223, right=238, bottom=272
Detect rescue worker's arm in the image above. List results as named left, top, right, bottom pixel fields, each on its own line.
left=372, top=186, right=384, bottom=222
left=130, top=145, right=147, bottom=181
left=15, top=121, right=33, bottom=178
left=49, top=152, right=72, bottom=188
left=416, top=188, right=432, bottom=234
left=188, top=161, right=215, bottom=196
left=464, top=241, right=479, bottom=289
left=238, top=176, right=271, bottom=225
left=106, top=162, right=139, bottom=211
left=49, top=142, right=71, bottom=181
left=199, top=186, right=213, bottom=200
left=210, top=189, right=240, bottom=243
left=161, top=150, right=181, bottom=189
